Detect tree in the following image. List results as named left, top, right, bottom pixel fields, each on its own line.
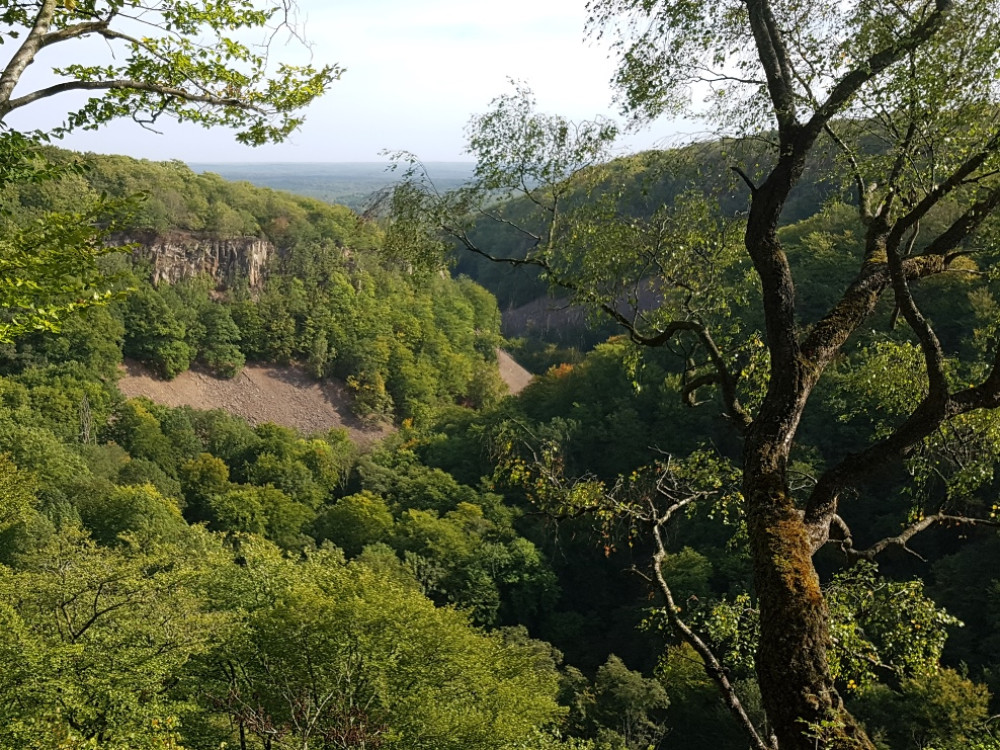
left=0, top=148, right=136, bottom=342
left=391, top=0, right=1000, bottom=745
left=200, top=542, right=566, bottom=750
left=0, top=525, right=228, bottom=748
left=0, top=1, right=337, bottom=144
left=0, top=0, right=339, bottom=340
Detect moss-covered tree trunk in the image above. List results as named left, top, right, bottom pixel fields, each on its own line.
left=739, top=133, right=879, bottom=747
left=744, top=449, right=874, bottom=750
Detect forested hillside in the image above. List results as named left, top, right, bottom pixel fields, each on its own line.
left=1, top=151, right=506, bottom=420
left=0, top=150, right=588, bottom=749
left=0, top=128, right=997, bottom=749
left=4, top=0, right=1000, bottom=749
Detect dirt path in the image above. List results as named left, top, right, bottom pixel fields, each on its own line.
left=117, top=360, right=390, bottom=444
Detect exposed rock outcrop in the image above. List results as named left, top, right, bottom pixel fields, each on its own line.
left=117, top=230, right=274, bottom=289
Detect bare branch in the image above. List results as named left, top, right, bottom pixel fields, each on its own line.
left=442, top=217, right=752, bottom=430
left=39, top=17, right=113, bottom=48
left=731, top=166, right=759, bottom=195
left=444, top=225, right=547, bottom=270
left=917, top=183, right=1000, bottom=258
left=475, top=209, right=542, bottom=243
left=682, top=372, right=722, bottom=406
left=649, top=504, right=774, bottom=750
left=878, top=82, right=921, bottom=221
left=823, top=123, right=872, bottom=223
left=831, top=513, right=998, bottom=562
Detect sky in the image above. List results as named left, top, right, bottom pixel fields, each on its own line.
left=3, top=0, right=688, bottom=163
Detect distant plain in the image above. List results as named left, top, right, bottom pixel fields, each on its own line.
left=188, top=161, right=475, bottom=210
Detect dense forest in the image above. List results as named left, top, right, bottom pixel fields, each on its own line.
left=3, top=1, right=1000, bottom=749
left=0, top=134, right=996, bottom=749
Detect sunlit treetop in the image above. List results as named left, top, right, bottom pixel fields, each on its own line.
left=0, top=0, right=340, bottom=145
left=588, top=0, right=1000, bottom=136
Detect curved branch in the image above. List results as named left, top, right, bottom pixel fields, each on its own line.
left=798, top=138, right=1000, bottom=397
left=829, top=512, right=998, bottom=562
left=39, top=17, right=113, bottom=48
left=887, top=225, right=948, bottom=401
left=650, top=506, right=774, bottom=750
left=595, top=306, right=751, bottom=430
left=810, top=0, right=954, bottom=132
left=683, top=372, right=722, bottom=406
left=801, top=253, right=948, bottom=370
left=918, top=183, right=1000, bottom=258
left=804, top=344, right=1000, bottom=551
left=446, top=225, right=546, bottom=269
left=1, top=78, right=262, bottom=118
left=0, top=0, right=58, bottom=105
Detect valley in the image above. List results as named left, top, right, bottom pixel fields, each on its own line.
left=1, top=2, right=1000, bottom=746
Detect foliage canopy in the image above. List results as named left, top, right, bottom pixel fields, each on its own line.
left=390, top=0, right=1000, bottom=747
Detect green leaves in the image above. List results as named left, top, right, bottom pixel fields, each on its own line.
left=468, top=82, right=619, bottom=194
left=0, top=138, right=136, bottom=342
left=202, top=544, right=565, bottom=750
left=680, top=561, right=962, bottom=694
left=0, top=525, right=229, bottom=749
left=1, top=1, right=340, bottom=146
left=825, top=561, right=961, bottom=688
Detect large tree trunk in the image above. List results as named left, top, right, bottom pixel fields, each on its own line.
left=744, top=459, right=873, bottom=750
left=741, top=178, right=876, bottom=746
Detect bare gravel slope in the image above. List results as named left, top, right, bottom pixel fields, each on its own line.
left=117, top=360, right=389, bottom=444
left=118, top=351, right=533, bottom=442
left=496, top=349, right=534, bottom=395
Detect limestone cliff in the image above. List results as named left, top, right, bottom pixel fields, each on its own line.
left=118, top=230, right=274, bottom=289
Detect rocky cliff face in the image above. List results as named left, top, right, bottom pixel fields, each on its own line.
left=118, top=230, right=274, bottom=289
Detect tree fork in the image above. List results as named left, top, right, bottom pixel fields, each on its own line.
left=746, top=469, right=874, bottom=750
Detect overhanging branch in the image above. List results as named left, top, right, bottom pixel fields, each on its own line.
left=2, top=79, right=259, bottom=118
left=444, top=221, right=752, bottom=430
left=810, top=0, right=954, bottom=132
left=0, top=0, right=58, bottom=105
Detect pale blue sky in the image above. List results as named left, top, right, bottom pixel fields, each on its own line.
left=4, top=0, right=687, bottom=163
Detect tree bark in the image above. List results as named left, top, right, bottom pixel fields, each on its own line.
left=741, top=141, right=878, bottom=746
left=744, top=461, right=873, bottom=749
